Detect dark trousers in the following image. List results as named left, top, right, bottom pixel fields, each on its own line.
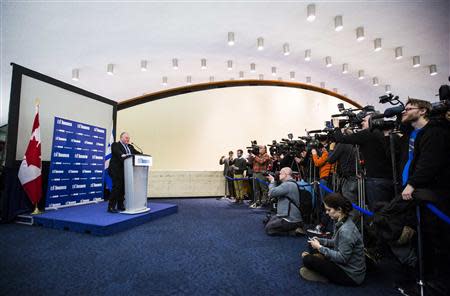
left=365, top=177, right=394, bottom=211
left=109, top=169, right=124, bottom=209
left=265, top=216, right=301, bottom=236
left=303, top=254, right=357, bottom=286
left=225, top=174, right=235, bottom=197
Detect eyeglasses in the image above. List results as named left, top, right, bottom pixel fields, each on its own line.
left=403, top=107, right=420, bottom=112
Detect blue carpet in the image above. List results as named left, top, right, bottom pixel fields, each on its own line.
left=33, top=201, right=178, bottom=236
left=0, top=198, right=399, bottom=296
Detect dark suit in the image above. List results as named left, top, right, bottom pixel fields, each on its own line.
left=108, top=141, right=141, bottom=210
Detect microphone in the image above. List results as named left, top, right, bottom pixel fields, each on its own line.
left=371, top=105, right=404, bottom=119
left=130, top=142, right=143, bottom=154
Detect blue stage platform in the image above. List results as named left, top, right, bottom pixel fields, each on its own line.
left=33, top=201, right=178, bottom=236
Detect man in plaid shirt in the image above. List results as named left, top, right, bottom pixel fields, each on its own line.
left=249, top=145, right=271, bottom=208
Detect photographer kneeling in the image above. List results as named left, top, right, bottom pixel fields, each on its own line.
left=300, top=193, right=365, bottom=286
left=265, top=167, right=304, bottom=236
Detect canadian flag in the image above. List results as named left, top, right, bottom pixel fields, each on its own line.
left=18, top=105, right=42, bottom=205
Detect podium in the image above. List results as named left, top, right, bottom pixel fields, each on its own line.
left=122, top=154, right=153, bottom=214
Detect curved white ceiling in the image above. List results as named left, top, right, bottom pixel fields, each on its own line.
left=2, top=0, right=449, bottom=125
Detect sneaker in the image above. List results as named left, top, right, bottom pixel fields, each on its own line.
left=300, top=251, right=310, bottom=258
left=295, top=226, right=306, bottom=236
left=299, top=267, right=329, bottom=283
left=249, top=203, right=258, bottom=208
left=306, top=225, right=330, bottom=237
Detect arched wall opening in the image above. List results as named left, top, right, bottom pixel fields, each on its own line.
left=117, top=81, right=361, bottom=197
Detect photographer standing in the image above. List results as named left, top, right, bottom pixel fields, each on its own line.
left=265, top=167, right=303, bottom=235
left=249, top=145, right=271, bottom=208
left=398, top=98, right=450, bottom=296
left=219, top=151, right=235, bottom=199
left=333, top=113, right=394, bottom=211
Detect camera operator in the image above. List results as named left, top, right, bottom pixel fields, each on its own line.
left=293, top=150, right=309, bottom=180
left=327, top=135, right=358, bottom=220
left=332, top=113, right=394, bottom=211
left=249, top=145, right=271, bottom=208
left=219, top=151, right=235, bottom=199
left=311, top=136, right=334, bottom=199
left=398, top=98, right=450, bottom=295
left=265, top=167, right=303, bottom=236
left=230, top=149, right=247, bottom=204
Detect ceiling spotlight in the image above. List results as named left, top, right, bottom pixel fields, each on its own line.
left=227, top=32, right=235, bottom=46
left=342, top=63, right=349, bottom=74
left=304, top=49, right=311, bottom=61
left=250, top=63, right=256, bottom=73
left=227, top=60, right=233, bottom=70
left=307, top=4, right=316, bottom=22
left=259, top=74, right=264, bottom=80
left=325, top=56, right=332, bottom=67
left=162, top=76, right=168, bottom=86
left=395, top=47, right=403, bottom=60
left=239, top=71, right=244, bottom=79
left=172, top=58, right=179, bottom=70
left=283, top=43, right=290, bottom=56
left=385, top=84, right=392, bottom=94
left=201, top=58, right=207, bottom=70
left=230, top=77, right=235, bottom=81
left=358, top=70, right=365, bottom=80
left=257, top=37, right=264, bottom=51
left=334, top=15, right=343, bottom=31
left=356, top=26, right=365, bottom=41
left=374, top=38, right=382, bottom=52
left=271, top=66, right=277, bottom=76
left=290, top=71, right=295, bottom=80
left=372, top=77, right=379, bottom=86
left=140, top=60, right=148, bottom=72
left=107, top=64, right=114, bottom=75
left=333, top=88, right=338, bottom=93
left=209, top=76, right=214, bottom=82
left=72, top=68, right=79, bottom=81
left=413, top=56, right=421, bottom=68
left=278, top=77, right=283, bottom=81
left=306, top=76, right=312, bottom=84
left=429, top=64, right=438, bottom=76
left=186, top=75, right=192, bottom=85
left=320, top=82, right=326, bottom=88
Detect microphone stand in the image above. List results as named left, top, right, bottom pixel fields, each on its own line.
left=131, top=142, right=144, bottom=154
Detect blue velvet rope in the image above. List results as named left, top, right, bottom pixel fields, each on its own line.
left=426, top=203, right=450, bottom=225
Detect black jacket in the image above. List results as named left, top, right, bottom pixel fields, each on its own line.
left=327, top=143, right=356, bottom=177
left=108, top=141, right=141, bottom=176
left=400, top=121, right=450, bottom=193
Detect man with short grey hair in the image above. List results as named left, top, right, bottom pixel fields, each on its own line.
left=265, top=167, right=303, bottom=236
left=107, top=132, right=141, bottom=213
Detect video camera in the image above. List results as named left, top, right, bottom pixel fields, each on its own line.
left=268, top=134, right=306, bottom=157
left=246, top=140, right=259, bottom=155
left=331, top=103, right=375, bottom=128
left=430, top=79, right=450, bottom=119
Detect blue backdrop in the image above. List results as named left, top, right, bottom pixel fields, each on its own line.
left=46, top=117, right=106, bottom=208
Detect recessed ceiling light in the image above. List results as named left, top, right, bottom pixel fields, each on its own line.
left=290, top=71, right=295, bottom=80
left=307, top=4, right=316, bottom=22
left=306, top=76, right=311, bottom=83
left=201, top=58, right=207, bottom=70
left=72, top=68, right=79, bottom=81
left=372, top=77, right=379, bottom=86
left=283, top=43, right=290, bottom=56
left=257, top=37, right=264, bottom=50
left=356, top=27, right=365, bottom=41
left=278, top=77, right=283, bottom=81
left=172, top=58, right=179, bottom=70
left=227, top=60, right=233, bottom=70
left=305, top=49, right=311, bottom=61
left=250, top=63, right=256, bottom=73
left=413, top=56, right=421, bottom=68
left=162, top=76, right=168, bottom=86
left=228, top=32, right=235, bottom=46
left=334, top=15, right=343, bottom=31
left=140, top=60, right=148, bottom=72
left=342, top=63, right=349, bottom=74
left=259, top=74, right=264, bottom=80
left=325, top=56, right=332, bottom=67
left=107, top=64, right=114, bottom=75
left=374, top=38, right=382, bottom=52
left=385, top=84, right=392, bottom=94
left=209, top=76, right=214, bottom=82
left=239, top=71, right=244, bottom=79
left=333, top=88, right=338, bottom=93
left=358, top=70, right=365, bottom=80
left=395, top=47, right=403, bottom=59
left=186, top=76, right=192, bottom=85
left=429, top=64, right=438, bottom=76
left=320, top=82, right=325, bottom=88
left=271, top=66, right=277, bottom=76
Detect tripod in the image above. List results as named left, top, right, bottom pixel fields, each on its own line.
left=355, top=145, right=366, bottom=239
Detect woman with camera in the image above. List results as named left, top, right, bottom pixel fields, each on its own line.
left=299, top=193, right=366, bottom=286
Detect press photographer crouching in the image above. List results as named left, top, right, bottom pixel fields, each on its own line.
left=300, top=193, right=366, bottom=286
left=264, top=167, right=304, bottom=236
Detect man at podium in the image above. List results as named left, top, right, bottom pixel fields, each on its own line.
left=107, top=132, right=141, bottom=213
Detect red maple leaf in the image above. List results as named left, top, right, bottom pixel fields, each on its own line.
left=24, top=137, right=41, bottom=168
